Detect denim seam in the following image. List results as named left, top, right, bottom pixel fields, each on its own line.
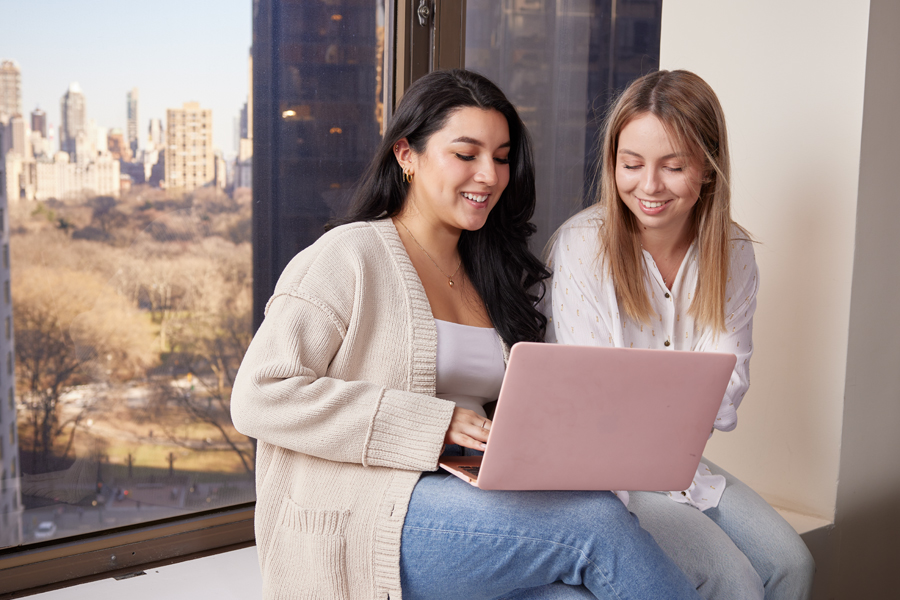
left=403, top=525, right=625, bottom=600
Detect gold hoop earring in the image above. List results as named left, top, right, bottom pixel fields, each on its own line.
left=402, top=169, right=413, bottom=184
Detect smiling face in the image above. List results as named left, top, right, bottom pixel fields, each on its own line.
left=400, top=107, right=511, bottom=234
left=615, top=112, right=704, bottom=243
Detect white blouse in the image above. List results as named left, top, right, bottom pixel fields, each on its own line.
left=543, top=206, right=759, bottom=511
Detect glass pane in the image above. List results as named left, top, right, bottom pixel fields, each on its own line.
left=1, top=0, right=254, bottom=549
left=269, top=0, right=386, bottom=274
left=465, top=0, right=662, bottom=251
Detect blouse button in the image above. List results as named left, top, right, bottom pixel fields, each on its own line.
left=664, top=292, right=670, bottom=298
left=664, top=340, right=671, bottom=347
left=681, top=491, right=687, bottom=496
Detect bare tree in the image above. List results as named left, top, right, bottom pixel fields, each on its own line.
left=150, top=240, right=256, bottom=474
left=13, top=266, right=156, bottom=472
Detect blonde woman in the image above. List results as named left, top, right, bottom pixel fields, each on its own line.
left=545, top=70, right=815, bottom=600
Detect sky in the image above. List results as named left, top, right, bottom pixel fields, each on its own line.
left=0, top=0, right=251, bottom=158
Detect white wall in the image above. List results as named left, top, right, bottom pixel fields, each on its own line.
left=659, top=0, right=872, bottom=520
left=829, top=0, right=900, bottom=596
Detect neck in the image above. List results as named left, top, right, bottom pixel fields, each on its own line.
left=638, top=220, right=694, bottom=258
left=394, top=211, right=461, bottom=263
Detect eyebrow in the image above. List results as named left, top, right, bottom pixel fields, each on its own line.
left=618, top=148, right=685, bottom=160
left=451, top=136, right=511, bottom=149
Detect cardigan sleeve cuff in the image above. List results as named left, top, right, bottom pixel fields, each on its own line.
left=363, top=389, right=455, bottom=471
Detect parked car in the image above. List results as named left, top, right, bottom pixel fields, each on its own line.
left=34, top=521, right=57, bottom=540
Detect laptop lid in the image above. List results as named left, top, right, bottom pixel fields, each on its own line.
left=461, top=342, right=735, bottom=491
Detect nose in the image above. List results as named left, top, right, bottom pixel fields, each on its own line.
left=640, top=167, right=665, bottom=194
left=475, top=157, right=498, bottom=187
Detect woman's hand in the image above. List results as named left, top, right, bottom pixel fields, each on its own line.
left=444, top=407, right=491, bottom=451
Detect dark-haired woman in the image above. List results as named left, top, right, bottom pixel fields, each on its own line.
left=232, top=69, right=702, bottom=600
left=545, top=69, right=815, bottom=600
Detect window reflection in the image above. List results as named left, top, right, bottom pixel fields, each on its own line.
left=267, top=0, right=386, bottom=272
left=465, top=0, right=662, bottom=251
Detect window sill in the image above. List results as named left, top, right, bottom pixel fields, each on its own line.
left=0, top=505, right=254, bottom=598
left=30, top=546, right=261, bottom=600
left=772, top=505, right=833, bottom=535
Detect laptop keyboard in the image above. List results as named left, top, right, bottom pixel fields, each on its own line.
left=459, top=466, right=480, bottom=478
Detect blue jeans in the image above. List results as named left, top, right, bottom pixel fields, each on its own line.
left=492, top=459, right=816, bottom=600
left=399, top=448, right=702, bottom=600
left=628, top=459, right=815, bottom=600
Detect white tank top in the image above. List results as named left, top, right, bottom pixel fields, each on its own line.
left=434, top=319, right=505, bottom=418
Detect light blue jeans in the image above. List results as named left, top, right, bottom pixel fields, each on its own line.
left=399, top=448, right=702, bottom=600
left=628, top=459, right=815, bottom=600
left=471, top=459, right=816, bottom=600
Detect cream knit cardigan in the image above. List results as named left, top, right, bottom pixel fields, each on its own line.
left=232, top=219, right=457, bottom=600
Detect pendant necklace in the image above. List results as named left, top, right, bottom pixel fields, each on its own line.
left=397, top=220, right=462, bottom=288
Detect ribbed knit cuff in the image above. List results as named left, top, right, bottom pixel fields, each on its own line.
left=364, top=390, right=454, bottom=471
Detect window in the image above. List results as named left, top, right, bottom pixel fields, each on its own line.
left=252, top=0, right=388, bottom=325
left=1, top=0, right=257, bottom=593
left=465, top=0, right=662, bottom=251
left=0, top=1, right=661, bottom=595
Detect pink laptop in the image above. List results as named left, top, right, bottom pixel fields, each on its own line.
left=439, top=342, right=736, bottom=491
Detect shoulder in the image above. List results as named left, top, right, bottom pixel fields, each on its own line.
left=727, top=224, right=758, bottom=270
left=273, top=219, right=400, bottom=298
left=550, top=205, right=604, bottom=257
left=558, top=204, right=605, bottom=236
left=725, top=224, right=759, bottom=298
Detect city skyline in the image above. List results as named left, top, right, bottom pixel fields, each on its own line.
left=0, top=0, right=250, bottom=158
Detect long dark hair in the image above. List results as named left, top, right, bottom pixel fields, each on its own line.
left=339, top=69, right=549, bottom=346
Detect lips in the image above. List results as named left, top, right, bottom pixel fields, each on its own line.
left=637, top=198, right=673, bottom=215
left=462, top=192, right=489, bottom=204
left=640, top=198, right=669, bottom=209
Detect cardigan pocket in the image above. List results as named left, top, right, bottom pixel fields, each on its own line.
left=264, top=498, right=352, bottom=600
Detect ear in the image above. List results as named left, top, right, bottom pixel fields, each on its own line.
left=394, top=138, right=415, bottom=175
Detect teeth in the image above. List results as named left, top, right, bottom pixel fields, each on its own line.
left=463, top=192, right=488, bottom=203
left=641, top=199, right=667, bottom=209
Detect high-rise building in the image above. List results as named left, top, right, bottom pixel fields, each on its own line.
left=127, top=88, right=140, bottom=157
left=33, top=151, right=120, bottom=200
left=8, top=116, right=28, bottom=159
left=30, top=130, right=50, bottom=158
left=0, top=60, right=21, bottom=118
left=244, top=50, right=253, bottom=139
left=0, top=120, right=9, bottom=157
left=148, top=118, right=162, bottom=149
left=107, top=128, right=132, bottom=162
left=0, top=172, right=22, bottom=546
left=235, top=50, right=253, bottom=189
left=60, top=82, right=86, bottom=161
left=31, top=108, right=47, bottom=138
left=164, top=102, right=214, bottom=193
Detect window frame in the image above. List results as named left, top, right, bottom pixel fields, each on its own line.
left=0, top=506, right=253, bottom=597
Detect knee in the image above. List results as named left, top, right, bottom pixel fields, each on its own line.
left=694, top=546, right=764, bottom=600
left=768, top=536, right=816, bottom=590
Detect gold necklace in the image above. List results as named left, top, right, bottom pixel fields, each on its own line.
left=397, top=220, right=462, bottom=288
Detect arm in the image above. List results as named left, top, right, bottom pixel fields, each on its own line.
left=693, top=240, right=759, bottom=432
left=231, top=292, right=455, bottom=472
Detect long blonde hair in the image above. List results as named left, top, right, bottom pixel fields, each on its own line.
left=596, top=69, right=748, bottom=333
